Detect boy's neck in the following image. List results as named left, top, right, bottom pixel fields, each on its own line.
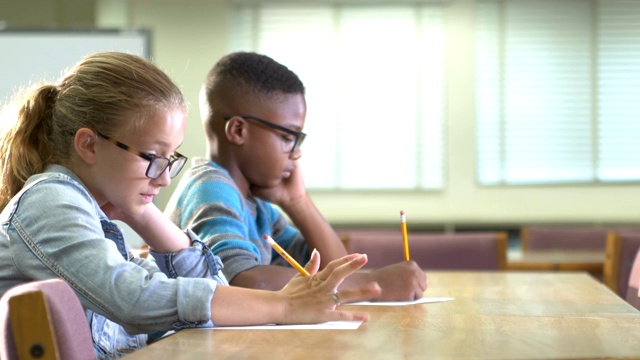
left=212, top=156, right=251, bottom=198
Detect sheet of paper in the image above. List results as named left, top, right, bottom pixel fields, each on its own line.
left=344, top=297, right=454, bottom=306
left=207, top=320, right=363, bottom=330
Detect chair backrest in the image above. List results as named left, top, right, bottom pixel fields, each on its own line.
left=521, top=226, right=609, bottom=251
left=0, top=278, right=94, bottom=360
left=603, top=231, right=640, bottom=299
left=340, top=230, right=507, bottom=270
left=624, top=248, right=640, bottom=311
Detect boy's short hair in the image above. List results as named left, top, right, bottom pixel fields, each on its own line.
left=203, top=52, right=305, bottom=103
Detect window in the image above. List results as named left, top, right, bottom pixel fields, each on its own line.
left=476, top=0, right=640, bottom=185
left=230, top=2, right=445, bottom=189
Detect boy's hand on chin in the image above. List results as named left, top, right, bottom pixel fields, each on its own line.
left=250, top=161, right=307, bottom=208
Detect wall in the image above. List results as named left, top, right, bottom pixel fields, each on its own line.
left=1, top=0, right=639, bottom=231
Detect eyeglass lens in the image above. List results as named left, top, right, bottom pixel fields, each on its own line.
left=147, top=156, right=187, bottom=179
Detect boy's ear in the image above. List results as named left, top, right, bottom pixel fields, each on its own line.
left=224, top=116, right=247, bottom=145
left=74, top=128, right=98, bottom=164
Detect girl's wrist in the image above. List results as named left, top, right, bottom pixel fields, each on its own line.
left=272, top=290, right=292, bottom=325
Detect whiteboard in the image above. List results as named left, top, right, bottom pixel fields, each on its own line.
left=0, top=29, right=150, bottom=105
left=0, top=30, right=150, bottom=249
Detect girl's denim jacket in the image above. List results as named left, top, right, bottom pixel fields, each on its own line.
left=0, top=165, right=228, bottom=359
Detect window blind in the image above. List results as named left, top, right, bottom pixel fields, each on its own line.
left=230, top=3, right=445, bottom=190
left=476, top=0, right=640, bottom=185
left=598, top=0, right=640, bottom=181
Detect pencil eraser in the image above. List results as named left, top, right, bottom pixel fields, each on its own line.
left=263, top=234, right=275, bottom=245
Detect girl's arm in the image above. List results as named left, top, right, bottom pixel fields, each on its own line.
left=102, top=202, right=190, bottom=253
left=210, top=250, right=381, bottom=326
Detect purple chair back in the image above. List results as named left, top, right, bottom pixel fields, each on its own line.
left=613, top=232, right=640, bottom=299
left=342, top=230, right=507, bottom=270
left=0, top=278, right=94, bottom=360
left=625, top=248, right=640, bottom=311
left=522, top=226, right=608, bottom=250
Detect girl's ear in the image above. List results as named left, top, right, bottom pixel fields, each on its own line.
left=224, top=116, right=247, bottom=146
left=74, top=128, right=98, bottom=164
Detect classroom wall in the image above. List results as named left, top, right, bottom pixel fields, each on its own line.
left=2, top=0, right=639, bottom=230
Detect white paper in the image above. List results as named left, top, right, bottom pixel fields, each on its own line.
left=208, top=320, right=363, bottom=330
left=344, top=297, right=454, bottom=306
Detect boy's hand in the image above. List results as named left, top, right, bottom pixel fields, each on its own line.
left=368, top=262, right=427, bottom=301
left=251, top=160, right=307, bottom=209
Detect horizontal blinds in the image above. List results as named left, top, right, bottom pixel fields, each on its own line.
left=597, top=0, right=640, bottom=181
left=476, top=0, right=503, bottom=185
left=477, top=0, right=640, bottom=185
left=503, top=0, right=593, bottom=184
left=230, top=3, right=445, bottom=190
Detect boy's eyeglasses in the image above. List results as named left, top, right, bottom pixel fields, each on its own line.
left=97, top=132, right=187, bottom=179
left=223, top=115, right=307, bottom=154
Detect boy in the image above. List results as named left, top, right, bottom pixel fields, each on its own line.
left=165, top=52, right=426, bottom=300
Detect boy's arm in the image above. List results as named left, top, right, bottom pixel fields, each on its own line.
left=229, top=265, right=298, bottom=290
left=280, top=194, right=348, bottom=268
left=252, top=161, right=347, bottom=268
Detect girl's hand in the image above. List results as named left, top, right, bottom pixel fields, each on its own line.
left=100, top=203, right=189, bottom=252
left=100, top=202, right=129, bottom=222
left=277, top=250, right=382, bottom=324
left=100, top=201, right=147, bottom=226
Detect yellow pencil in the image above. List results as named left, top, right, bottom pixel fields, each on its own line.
left=400, top=210, right=410, bottom=261
left=263, top=234, right=310, bottom=276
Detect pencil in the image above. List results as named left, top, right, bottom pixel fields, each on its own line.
left=400, top=210, right=410, bottom=261
left=263, top=234, right=310, bottom=276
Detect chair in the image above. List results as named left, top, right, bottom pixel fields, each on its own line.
left=0, top=278, right=94, bottom=360
left=520, top=226, right=609, bottom=251
left=340, top=229, right=507, bottom=270
left=603, top=231, right=640, bottom=299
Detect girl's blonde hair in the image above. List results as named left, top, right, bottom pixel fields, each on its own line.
left=0, top=51, right=185, bottom=210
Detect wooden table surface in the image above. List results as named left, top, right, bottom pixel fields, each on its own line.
left=125, top=271, right=640, bottom=360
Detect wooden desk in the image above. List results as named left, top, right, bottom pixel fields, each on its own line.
left=125, top=272, right=640, bottom=360
left=506, top=248, right=605, bottom=276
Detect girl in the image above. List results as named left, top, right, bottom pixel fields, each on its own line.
left=0, top=52, right=380, bottom=359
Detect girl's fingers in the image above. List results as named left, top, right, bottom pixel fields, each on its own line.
left=320, top=309, right=370, bottom=323
left=314, top=283, right=381, bottom=323
left=320, top=254, right=369, bottom=288
left=330, top=282, right=382, bottom=305
left=314, top=253, right=363, bottom=282
left=303, top=248, right=321, bottom=275
left=284, top=255, right=380, bottom=325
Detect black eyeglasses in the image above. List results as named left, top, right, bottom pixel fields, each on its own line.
left=97, top=132, right=187, bottom=179
left=223, top=115, right=307, bottom=154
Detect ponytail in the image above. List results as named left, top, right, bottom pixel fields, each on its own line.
left=0, top=84, right=57, bottom=210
